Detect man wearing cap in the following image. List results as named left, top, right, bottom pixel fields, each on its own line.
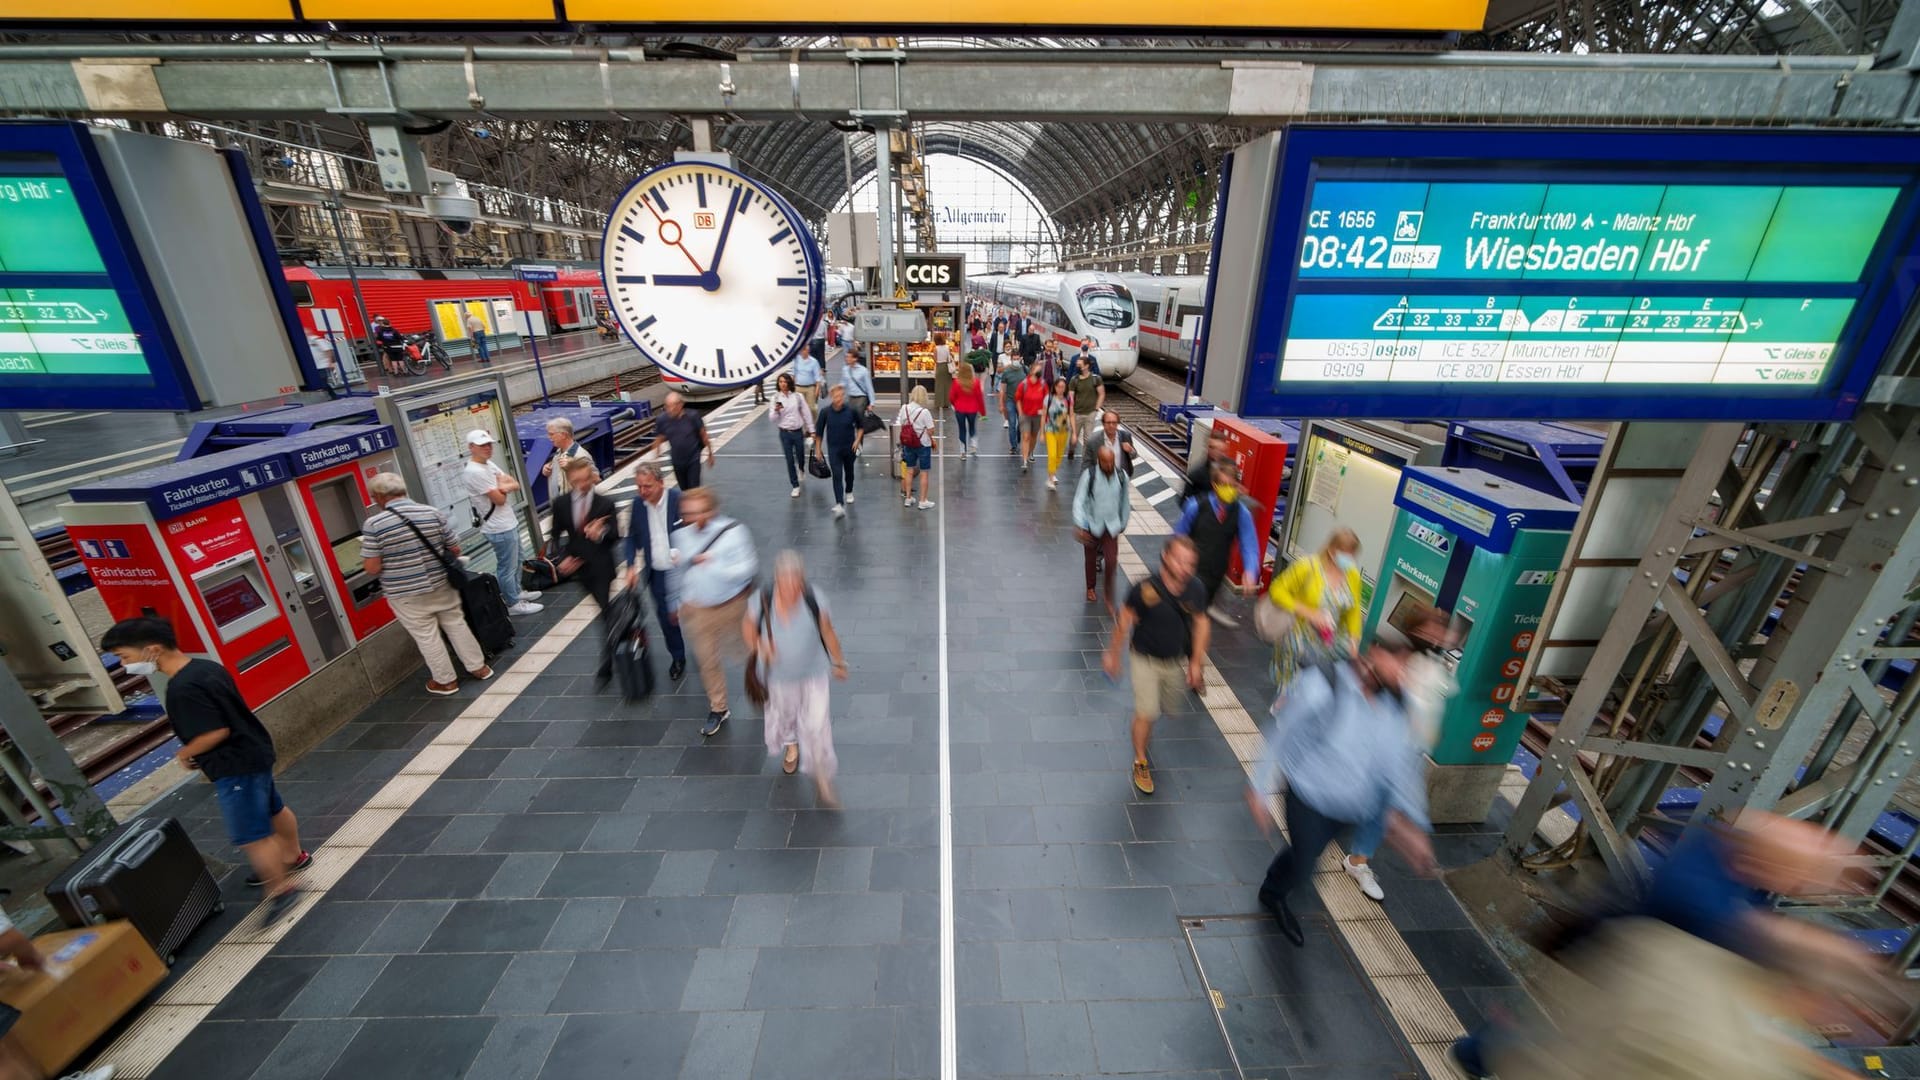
left=462, top=430, right=544, bottom=616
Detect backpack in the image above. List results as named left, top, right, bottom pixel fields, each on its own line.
left=898, top=405, right=926, bottom=449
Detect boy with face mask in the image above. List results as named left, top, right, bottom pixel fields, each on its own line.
left=101, top=618, right=308, bottom=922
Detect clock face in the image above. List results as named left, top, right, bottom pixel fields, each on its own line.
left=601, top=162, right=822, bottom=387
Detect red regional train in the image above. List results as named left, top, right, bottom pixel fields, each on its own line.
left=282, top=264, right=730, bottom=398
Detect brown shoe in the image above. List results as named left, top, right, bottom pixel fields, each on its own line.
left=1131, top=760, right=1155, bottom=796
left=426, top=679, right=459, bottom=696
left=783, top=745, right=799, bottom=775
left=468, top=665, right=494, bottom=681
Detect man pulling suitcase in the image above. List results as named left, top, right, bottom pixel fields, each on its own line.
left=102, top=618, right=309, bottom=924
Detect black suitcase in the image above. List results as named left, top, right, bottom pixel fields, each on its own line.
left=459, top=574, right=516, bottom=657
left=46, top=817, right=223, bottom=965
left=606, top=592, right=654, bottom=702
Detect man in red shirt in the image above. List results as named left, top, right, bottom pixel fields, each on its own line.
left=1015, top=364, right=1048, bottom=471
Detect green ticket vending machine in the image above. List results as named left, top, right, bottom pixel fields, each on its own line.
left=1364, top=466, right=1580, bottom=823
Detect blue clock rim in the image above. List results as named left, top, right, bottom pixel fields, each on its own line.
left=598, top=159, right=825, bottom=389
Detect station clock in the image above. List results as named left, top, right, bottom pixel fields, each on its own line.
left=600, top=161, right=824, bottom=387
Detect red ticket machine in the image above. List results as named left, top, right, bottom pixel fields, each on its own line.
left=62, top=426, right=401, bottom=710
left=1214, top=416, right=1289, bottom=581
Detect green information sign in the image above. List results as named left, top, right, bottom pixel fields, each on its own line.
left=0, top=171, right=152, bottom=383
left=0, top=175, right=107, bottom=274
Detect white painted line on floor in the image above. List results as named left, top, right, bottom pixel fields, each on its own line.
left=1146, top=488, right=1177, bottom=506
left=935, top=399, right=958, bottom=1080
left=23, top=410, right=110, bottom=428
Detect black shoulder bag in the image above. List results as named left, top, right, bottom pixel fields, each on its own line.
left=394, top=512, right=469, bottom=588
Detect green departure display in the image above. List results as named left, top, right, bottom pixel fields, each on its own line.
left=1282, top=181, right=1900, bottom=389
left=0, top=173, right=152, bottom=380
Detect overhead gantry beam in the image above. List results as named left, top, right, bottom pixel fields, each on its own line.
left=0, top=46, right=1907, bottom=126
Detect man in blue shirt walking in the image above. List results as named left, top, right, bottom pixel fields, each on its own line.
left=670, top=488, right=759, bottom=736
left=1173, top=460, right=1261, bottom=626
left=814, top=384, right=865, bottom=518
left=842, top=352, right=876, bottom=418
left=795, top=333, right=826, bottom=409
left=1249, top=636, right=1435, bottom=945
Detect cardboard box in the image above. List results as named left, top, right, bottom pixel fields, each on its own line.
left=0, top=921, right=165, bottom=1075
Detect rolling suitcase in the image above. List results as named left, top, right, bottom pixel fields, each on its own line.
left=459, top=574, right=516, bottom=657
left=46, top=817, right=223, bottom=965
left=606, top=591, right=654, bottom=702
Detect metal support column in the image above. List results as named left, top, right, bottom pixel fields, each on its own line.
left=0, top=664, right=111, bottom=849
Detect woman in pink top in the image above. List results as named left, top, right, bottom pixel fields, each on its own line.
left=949, top=362, right=986, bottom=457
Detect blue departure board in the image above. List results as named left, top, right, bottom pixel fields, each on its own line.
left=1240, top=127, right=1920, bottom=422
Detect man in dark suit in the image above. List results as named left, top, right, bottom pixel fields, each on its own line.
left=548, top=456, right=621, bottom=681
left=622, top=462, right=687, bottom=683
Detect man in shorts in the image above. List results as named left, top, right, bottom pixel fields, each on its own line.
left=1103, top=536, right=1212, bottom=795
left=101, top=618, right=308, bottom=923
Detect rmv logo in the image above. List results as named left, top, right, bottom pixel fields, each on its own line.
left=1406, top=521, right=1450, bottom=555
left=1515, top=570, right=1558, bottom=586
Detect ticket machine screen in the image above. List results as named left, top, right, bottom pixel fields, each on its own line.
left=204, top=575, right=267, bottom=628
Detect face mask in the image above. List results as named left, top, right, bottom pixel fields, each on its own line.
left=1213, top=485, right=1237, bottom=503
left=123, top=658, right=158, bottom=677
left=1334, top=553, right=1358, bottom=572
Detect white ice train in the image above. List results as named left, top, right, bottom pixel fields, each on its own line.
left=965, top=271, right=1139, bottom=379
left=1116, top=273, right=1209, bottom=369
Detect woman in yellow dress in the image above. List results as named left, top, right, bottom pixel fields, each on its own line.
left=1267, top=527, right=1364, bottom=686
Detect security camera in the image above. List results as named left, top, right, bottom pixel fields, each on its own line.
left=423, top=167, right=481, bottom=236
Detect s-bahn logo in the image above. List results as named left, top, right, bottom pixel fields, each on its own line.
left=1406, top=521, right=1450, bottom=555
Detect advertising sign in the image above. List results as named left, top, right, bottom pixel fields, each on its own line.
left=1244, top=127, right=1920, bottom=422
left=903, top=252, right=965, bottom=291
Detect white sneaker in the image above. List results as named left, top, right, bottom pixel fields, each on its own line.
left=1344, top=857, right=1385, bottom=901
left=1047, top=476, right=1057, bottom=490
left=791, top=486, right=801, bottom=498
left=904, top=495, right=916, bottom=507
left=845, top=492, right=856, bottom=504
left=831, top=504, right=845, bottom=517
left=918, top=500, right=934, bottom=510
left=63, top=1065, right=115, bottom=1080
left=521, top=590, right=543, bottom=601
left=1208, top=605, right=1238, bottom=628
left=508, top=601, right=544, bottom=616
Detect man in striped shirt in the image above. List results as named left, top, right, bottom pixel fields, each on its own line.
left=361, top=473, right=493, bottom=695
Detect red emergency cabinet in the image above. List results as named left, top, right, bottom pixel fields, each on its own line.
left=1214, top=416, right=1288, bottom=582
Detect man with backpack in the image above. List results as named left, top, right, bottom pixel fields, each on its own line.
left=1246, top=634, right=1436, bottom=946
left=897, top=386, right=937, bottom=510
left=359, top=472, right=494, bottom=695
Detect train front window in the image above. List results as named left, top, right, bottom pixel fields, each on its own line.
left=1076, top=285, right=1135, bottom=330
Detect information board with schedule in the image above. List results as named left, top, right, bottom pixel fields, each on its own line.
left=1244, top=127, right=1920, bottom=422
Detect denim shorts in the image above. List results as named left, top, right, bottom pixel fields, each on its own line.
left=212, top=770, right=285, bottom=846
left=902, top=445, right=932, bottom=471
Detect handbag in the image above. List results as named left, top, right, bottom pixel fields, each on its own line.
left=860, top=409, right=885, bottom=435
left=807, top=455, right=831, bottom=480
left=1253, top=593, right=1293, bottom=644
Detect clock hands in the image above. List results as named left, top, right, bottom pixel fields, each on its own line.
left=700, top=187, right=743, bottom=291
left=642, top=197, right=705, bottom=275
left=652, top=275, right=709, bottom=287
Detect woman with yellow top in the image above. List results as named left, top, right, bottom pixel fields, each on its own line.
left=1267, top=527, right=1364, bottom=686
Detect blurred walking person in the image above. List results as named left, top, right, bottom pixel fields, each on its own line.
left=1247, top=634, right=1435, bottom=946
left=770, top=372, right=815, bottom=497
left=1341, top=605, right=1454, bottom=902
left=1015, top=364, right=1047, bottom=472
left=1173, top=460, right=1260, bottom=627
left=624, top=464, right=688, bottom=683
left=1266, top=527, right=1365, bottom=687
left=744, top=552, right=851, bottom=808
left=547, top=457, right=620, bottom=685
left=949, top=358, right=985, bottom=457
left=843, top=350, right=876, bottom=419
left=997, top=354, right=1026, bottom=452
left=1073, top=444, right=1131, bottom=611
left=650, top=392, right=715, bottom=491
left=814, top=384, right=865, bottom=518
left=1043, top=377, right=1074, bottom=490
left=1066, top=352, right=1103, bottom=461
left=671, top=489, right=759, bottom=737
left=1103, top=537, right=1211, bottom=796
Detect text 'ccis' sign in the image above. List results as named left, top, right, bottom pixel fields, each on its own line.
left=903, top=252, right=965, bottom=289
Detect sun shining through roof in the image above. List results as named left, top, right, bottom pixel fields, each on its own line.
left=831, top=152, right=1060, bottom=273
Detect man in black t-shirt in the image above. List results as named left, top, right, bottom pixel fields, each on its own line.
left=650, top=392, right=714, bottom=490
left=102, top=618, right=308, bottom=922
left=1103, top=536, right=1212, bottom=796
